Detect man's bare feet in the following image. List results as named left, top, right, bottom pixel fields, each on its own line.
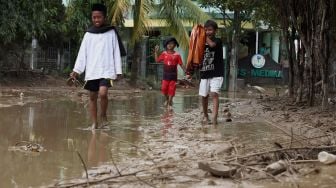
left=202, top=116, right=211, bottom=124
left=212, top=118, right=218, bottom=125
left=212, top=114, right=218, bottom=125
left=99, top=122, right=109, bottom=129
left=91, top=123, right=98, bottom=130
left=100, top=116, right=108, bottom=128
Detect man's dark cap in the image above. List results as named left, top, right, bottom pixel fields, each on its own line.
left=92, top=3, right=107, bottom=16
left=163, top=37, right=179, bottom=48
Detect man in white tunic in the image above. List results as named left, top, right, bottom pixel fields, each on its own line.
left=70, top=3, right=124, bottom=129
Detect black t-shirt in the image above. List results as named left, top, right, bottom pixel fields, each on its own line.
left=200, top=37, right=224, bottom=79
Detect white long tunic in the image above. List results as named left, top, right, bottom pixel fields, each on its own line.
left=73, top=30, right=122, bottom=81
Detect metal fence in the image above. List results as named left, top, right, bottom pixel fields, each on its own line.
left=23, top=46, right=71, bottom=73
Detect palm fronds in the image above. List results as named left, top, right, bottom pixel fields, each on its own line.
left=130, top=0, right=152, bottom=45
left=159, top=0, right=210, bottom=49
left=107, top=0, right=130, bottom=26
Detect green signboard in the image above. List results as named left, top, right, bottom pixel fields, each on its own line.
left=238, top=69, right=283, bottom=78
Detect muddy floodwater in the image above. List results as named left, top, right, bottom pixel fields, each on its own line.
left=0, top=90, right=335, bottom=187
left=0, top=91, right=201, bottom=187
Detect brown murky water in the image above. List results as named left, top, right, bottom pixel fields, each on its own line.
left=0, top=91, right=199, bottom=187
left=0, top=90, right=334, bottom=187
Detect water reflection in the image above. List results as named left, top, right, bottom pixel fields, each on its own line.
left=161, top=109, right=174, bottom=138
left=88, top=131, right=109, bottom=167
left=0, top=91, right=199, bottom=187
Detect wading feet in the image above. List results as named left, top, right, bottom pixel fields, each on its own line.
left=91, top=123, right=98, bottom=130
left=201, top=116, right=211, bottom=124
left=212, top=118, right=218, bottom=125
left=100, top=116, right=108, bottom=128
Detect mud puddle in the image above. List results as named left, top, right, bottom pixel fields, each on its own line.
left=0, top=91, right=199, bottom=187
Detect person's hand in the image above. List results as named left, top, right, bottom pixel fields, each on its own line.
left=185, top=74, right=192, bottom=80
left=154, top=45, right=160, bottom=54
left=70, top=71, right=78, bottom=79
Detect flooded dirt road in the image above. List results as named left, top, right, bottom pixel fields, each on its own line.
left=0, top=89, right=335, bottom=187
left=0, top=90, right=200, bottom=187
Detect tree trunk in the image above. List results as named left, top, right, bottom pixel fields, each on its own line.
left=130, top=41, right=142, bottom=85
left=284, top=29, right=294, bottom=97
left=296, top=46, right=305, bottom=102
left=308, top=50, right=315, bottom=106
left=316, top=0, right=330, bottom=110
left=228, top=11, right=240, bottom=92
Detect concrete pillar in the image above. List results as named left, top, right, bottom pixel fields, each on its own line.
left=140, top=36, right=148, bottom=78
left=271, top=32, right=280, bottom=63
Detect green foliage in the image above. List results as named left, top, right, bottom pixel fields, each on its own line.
left=0, top=0, right=66, bottom=46
left=252, top=0, right=280, bottom=30
left=107, top=0, right=208, bottom=49
left=0, top=0, right=67, bottom=70
left=198, top=0, right=261, bottom=24
left=62, top=64, right=72, bottom=75
left=64, top=0, right=96, bottom=43
left=107, top=0, right=130, bottom=26
left=158, top=0, right=209, bottom=49
left=197, top=0, right=277, bottom=44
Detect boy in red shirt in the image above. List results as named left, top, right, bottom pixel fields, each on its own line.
left=154, top=37, right=186, bottom=109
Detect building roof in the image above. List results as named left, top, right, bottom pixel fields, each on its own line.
left=123, top=19, right=254, bottom=30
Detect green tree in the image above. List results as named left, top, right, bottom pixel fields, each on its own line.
left=65, top=0, right=94, bottom=43
left=156, top=0, right=209, bottom=49
left=230, top=0, right=334, bottom=109
left=259, top=0, right=332, bottom=109
left=0, top=0, right=66, bottom=69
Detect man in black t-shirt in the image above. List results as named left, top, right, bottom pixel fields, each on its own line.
left=188, top=20, right=224, bottom=125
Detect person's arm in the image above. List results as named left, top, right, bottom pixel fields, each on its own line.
left=154, top=45, right=160, bottom=62
left=180, top=64, right=187, bottom=74
left=177, top=55, right=186, bottom=74
left=112, top=30, right=122, bottom=80
left=112, top=30, right=122, bottom=79
left=206, top=36, right=217, bottom=48
left=71, top=34, right=88, bottom=78
left=176, top=54, right=188, bottom=77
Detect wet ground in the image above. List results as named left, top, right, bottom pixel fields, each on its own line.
left=0, top=89, right=335, bottom=187
left=0, top=90, right=200, bottom=187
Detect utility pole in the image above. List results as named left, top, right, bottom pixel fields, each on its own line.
left=30, top=38, right=37, bottom=70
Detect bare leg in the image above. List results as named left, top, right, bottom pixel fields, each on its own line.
left=211, top=92, right=219, bottom=125
left=202, top=95, right=210, bottom=123
left=168, top=95, right=173, bottom=109
left=99, top=86, right=108, bottom=126
left=164, top=95, right=169, bottom=106
left=89, top=91, right=98, bottom=129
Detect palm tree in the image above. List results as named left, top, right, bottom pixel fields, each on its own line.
left=158, top=0, right=209, bottom=49
left=108, top=0, right=209, bottom=83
